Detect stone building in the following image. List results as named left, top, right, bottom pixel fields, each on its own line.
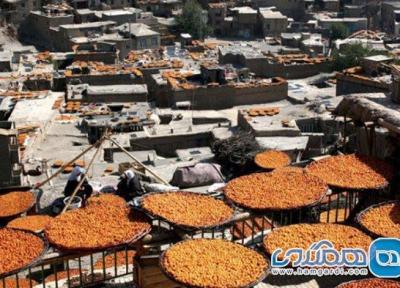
left=382, top=1, right=400, bottom=35
left=19, top=4, right=75, bottom=49
left=0, top=121, right=21, bottom=187
left=0, top=0, right=43, bottom=25
left=208, top=3, right=227, bottom=35
left=67, top=0, right=133, bottom=9
left=251, top=0, right=305, bottom=21
left=259, top=9, right=288, bottom=37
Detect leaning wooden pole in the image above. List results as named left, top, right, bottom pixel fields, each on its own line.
left=61, top=137, right=105, bottom=213
left=35, top=138, right=103, bottom=189
left=106, top=136, right=171, bottom=186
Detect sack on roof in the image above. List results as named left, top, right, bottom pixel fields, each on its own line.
left=170, top=163, right=225, bottom=188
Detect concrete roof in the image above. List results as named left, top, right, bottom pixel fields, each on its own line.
left=363, top=55, right=393, bottom=62
left=87, top=84, right=148, bottom=95
left=117, top=23, right=159, bottom=37
left=259, top=10, right=287, bottom=19
left=256, top=136, right=309, bottom=151
left=8, top=92, right=61, bottom=128
left=75, top=9, right=95, bottom=15
left=230, top=6, right=257, bottom=14
left=60, top=21, right=115, bottom=30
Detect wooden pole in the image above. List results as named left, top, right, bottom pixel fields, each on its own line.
left=35, top=138, right=103, bottom=189
left=106, top=136, right=170, bottom=186
left=61, top=138, right=104, bottom=214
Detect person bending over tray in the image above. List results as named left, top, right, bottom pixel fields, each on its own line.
left=117, top=169, right=145, bottom=201
left=64, top=166, right=93, bottom=203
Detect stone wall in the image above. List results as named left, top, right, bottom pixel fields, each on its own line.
left=336, top=73, right=390, bottom=96
left=169, top=80, right=288, bottom=109
left=66, top=74, right=144, bottom=86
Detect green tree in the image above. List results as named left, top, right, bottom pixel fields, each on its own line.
left=330, top=23, right=349, bottom=40
left=332, top=43, right=381, bottom=71
left=177, top=0, right=212, bottom=40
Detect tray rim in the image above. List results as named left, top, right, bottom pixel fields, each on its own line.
left=223, top=172, right=330, bottom=212
left=137, top=191, right=237, bottom=231
left=0, top=227, right=49, bottom=278
left=44, top=211, right=151, bottom=253
left=159, top=238, right=270, bottom=288
left=0, top=191, right=36, bottom=220
left=254, top=150, right=291, bottom=170
left=305, top=154, right=394, bottom=192
left=356, top=200, right=400, bottom=239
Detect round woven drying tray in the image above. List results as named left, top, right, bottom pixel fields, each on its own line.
left=356, top=200, right=400, bottom=239
left=46, top=216, right=151, bottom=254
left=159, top=239, right=270, bottom=288
left=325, top=181, right=390, bottom=194
left=137, top=191, right=236, bottom=231
left=305, top=154, right=394, bottom=194
left=254, top=150, right=291, bottom=171
left=6, top=215, right=53, bottom=234
left=0, top=228, right=49, bottom=278
left=0, top=191, right=36, bottom=221
left=223, top=187, right=329, bottom=213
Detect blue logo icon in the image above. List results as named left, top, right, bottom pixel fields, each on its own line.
left=369, top=238, right=400, bottom=278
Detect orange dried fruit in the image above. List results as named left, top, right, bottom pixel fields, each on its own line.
left=63, top=166, right=73, bottom=173
left=0, top=278, right=38, bottom=288
left=7, top=215, right=52, bottom=233
left=161, top=239, right=268, bottom=288
left=52, top=160, right=63, bottom=168
left=94, top=250, right=136, bottom=270
left=45, top=195, right=150, bottom=251
left=0, top=192, right=35, bottom=218
left=358, top=202, right=400, bottom=238
left=142, top=192, right=233, bottom=228
left=86, top=194, right=127, bottom=209
left=73, top=160, right=86, bottom=168
left=224, top=169, right=328, bottom=210
left=104, top=165, right=113, bottom=173
left=254, top=150, right=291, bottom=170
left=306, top=154, right=394, bottom=190
left=0, top=228, right=46, bottom=275
left=45, top=269, right=84, bottom=282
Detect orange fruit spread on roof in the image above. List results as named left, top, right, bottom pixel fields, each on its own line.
left=7, top=215, right=52, bottom=232
left=0, top=278, right=38, bottom=288
left=45, top=269, right=83, bottom=282
left=358, top=202, right=400, bottom=238
left=0, top=228, right=45, bottom=275
left=306, top=154, right=394, bottom=190
left=224, top=169, right=328, bottom=210
left=254, top=150, right=291, bottom=169
left=142, top=192, right=233, bottom=228
left=0, top=192, right=35, bottom=218
left=94, top=250, right=136, bottom=270
left=162, top=239, right=268, bottom=288
left=45, top=195, right=150, bottom=251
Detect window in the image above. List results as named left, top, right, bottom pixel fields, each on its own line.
left=151, top=37, right=158, bottom=46
left=139, top=38, right=147, bottom=48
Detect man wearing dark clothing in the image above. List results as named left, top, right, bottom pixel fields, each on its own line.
left=116, top=170, right=144, bottom=201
